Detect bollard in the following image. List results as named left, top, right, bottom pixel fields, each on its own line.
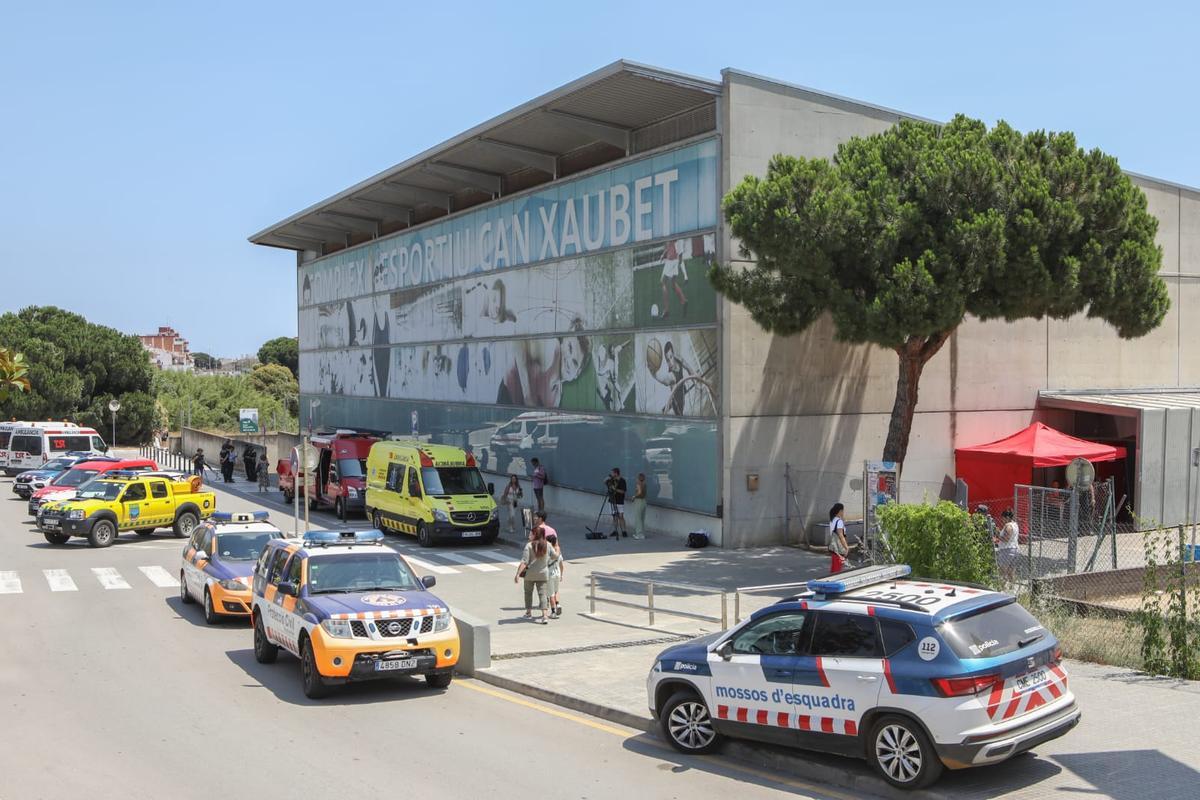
left=589, top=574, right=596, bottom=614
left=734, top=591, right=741, bottom=625
left=720, top=592, right=728, bottom=629
left=647, top=582, right=655, bottom=627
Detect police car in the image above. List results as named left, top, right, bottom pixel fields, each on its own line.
left=180, top=511, right=293, bottom=625
left=646, top=565, right=1080, bottom=790
left=250, top=529, right=459, bottom=699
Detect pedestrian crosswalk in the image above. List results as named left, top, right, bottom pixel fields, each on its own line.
left=0, top=546, right=524, bottom=597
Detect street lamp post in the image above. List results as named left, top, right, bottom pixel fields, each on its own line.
left=108, top=399, right=121, bottom=450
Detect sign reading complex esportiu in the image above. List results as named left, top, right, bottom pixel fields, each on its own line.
left=297, top=139, right=718, bottom=307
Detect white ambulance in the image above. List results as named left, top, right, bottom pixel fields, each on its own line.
left=4, top=422, right=107, bottom=475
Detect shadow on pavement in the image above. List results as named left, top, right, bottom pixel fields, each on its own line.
left=224, top=647, right=450, bottom=707
left=164, top=595, right=252, bottom=630
left=1052, top=750, right=1198, bottom=800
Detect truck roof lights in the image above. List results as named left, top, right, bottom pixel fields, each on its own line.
left=806, top=564, right=912, bottom=595
left=303, top=529, right=385, bottom=547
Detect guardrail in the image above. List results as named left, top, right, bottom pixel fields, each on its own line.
left=587, top=571, right=728, bottom=628
left=732, top=581, right=811, bottom=624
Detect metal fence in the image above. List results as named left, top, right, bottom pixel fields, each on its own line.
left=587, top=572, right=729, bottom=629
left=1013, top=480, right=1124, bottom=580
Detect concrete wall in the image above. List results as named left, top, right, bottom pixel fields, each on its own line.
left=178, top=427, right=300, bottom=479
left=718, top=70, right=1200, bottom=546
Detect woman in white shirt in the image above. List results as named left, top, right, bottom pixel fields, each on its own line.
left=828, top=503, right=849, bottom=574
left=995, top=508, right=1021, bottom=581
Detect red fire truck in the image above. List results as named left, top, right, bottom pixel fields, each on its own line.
left=276, top=429, right=382, bottom=520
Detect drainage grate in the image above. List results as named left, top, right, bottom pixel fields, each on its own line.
left=492, top=635, right=690, bottom=661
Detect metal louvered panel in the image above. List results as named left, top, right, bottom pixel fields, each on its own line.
left=633, top=104, right=717, bottom=154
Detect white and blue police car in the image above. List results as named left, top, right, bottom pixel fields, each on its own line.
left=646, top=565, right=1080, bottom=789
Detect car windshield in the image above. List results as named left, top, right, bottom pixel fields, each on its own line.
left=938, top=601, right=1046, bottom=659
left=213, top=532, right=275, bottom=561
left=53, top=468, right=100, bottom=487
left=421, top=466, right=487, bottom=496
left=337, top=458, right=366, bottom=478
left=42, top=458, right=75, bottom=471
left=306, top=553, right=421, bottom=594
left=76, top=482, right=124, bottom=501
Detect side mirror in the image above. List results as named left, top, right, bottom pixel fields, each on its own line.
left=421, top=575, right=437, bottom=589
left=717, top=641, right=734, bottom=661
left=488, top=482, right=495, bottom=495
left=277, top=581, right=297, bottom=597
left=195, top=550, right=208, bottom=562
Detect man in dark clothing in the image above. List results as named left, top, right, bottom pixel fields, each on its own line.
left=605, top=467, right=628, bottom=538
left=243, top=445, right=257, bottom=482
left=192, top=449, right=206, bottom=478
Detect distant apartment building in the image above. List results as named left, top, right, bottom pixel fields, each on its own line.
left=139, top=326, right=193, bottom=371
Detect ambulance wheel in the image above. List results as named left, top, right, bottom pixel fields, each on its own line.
left=88, top=519, right=117, bottom=548
left=135, top=528, right=155, bottom=536
left=417, top=522, right=433, bottom=548
left=173, top=511, right=198, bottom=539
left=868, top=714, right=943, bottom=789
left=203, top=589, right=220, bottom=625
left=372, top=509, right=384, bottom=533
left=301, top=638, right=330, bottom=699
left=660, top=690, right=721, bottom=755
left=425, top=672, right=452, bottom=689
left=253, top=614, right=278, bottom=664
left=179, top=572, right=194, bottom=604
left=43, top=532, right=70, bottom=545
left=335, top=498, right=346, bottom=521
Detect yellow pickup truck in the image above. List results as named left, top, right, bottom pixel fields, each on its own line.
left=38, top=470, right=216, bottom=547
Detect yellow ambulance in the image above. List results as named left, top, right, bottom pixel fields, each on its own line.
left=365, top=441, right=499, bottom=547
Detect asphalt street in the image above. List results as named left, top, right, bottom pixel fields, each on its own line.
left=0, top=474, right=844, bottom=800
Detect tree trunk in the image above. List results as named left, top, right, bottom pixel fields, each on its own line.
left=882, top=331, right=953, bottom=467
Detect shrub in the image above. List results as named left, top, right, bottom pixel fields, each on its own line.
left=877, top=500, right=998, bottom=587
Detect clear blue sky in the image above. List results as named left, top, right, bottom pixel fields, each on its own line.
left=2, top=1, right=1195, bottom=357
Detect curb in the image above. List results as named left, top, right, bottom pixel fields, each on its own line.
left=471, top=668, right=953, bottom=800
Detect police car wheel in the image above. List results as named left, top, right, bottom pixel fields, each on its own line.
left=425, top=672, right=452, bottom=689
left=301, top=639, right=330, bottom=698
left=173, top=511, right=198, bottom=539
left=868, top=715, right=943, bottom=789
left=660, top=691, right=720, bottom=754
left=179, top=573, right=194, bottom=604
left=89, top=519, right=117, bottom=548
left=253, top=614, right=278, bottom=663
left=203, top=590, right=220, bottom=625
left=43, top=532, right=70, bottom=545
left=417, top=522, right=432, bottom=548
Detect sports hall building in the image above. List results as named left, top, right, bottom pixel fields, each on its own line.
left=251, top=61, right=1200, bottom=546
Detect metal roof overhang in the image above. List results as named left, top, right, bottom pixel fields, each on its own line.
left=249, top=60, right=721, bottom=255
left=1039, top=388, right=1200, bottom=417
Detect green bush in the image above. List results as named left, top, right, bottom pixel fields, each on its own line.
left=877, top=500, right=998, bottom=587
left=155, top=370, right=297, bottom=433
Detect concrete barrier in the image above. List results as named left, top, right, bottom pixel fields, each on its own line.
left=453, top=611, right=491, bottom=676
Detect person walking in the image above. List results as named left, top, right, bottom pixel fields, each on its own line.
left=630, top=472, right=648, bottom=539
left=828, top=503, right=849, bottom=574
left=606, top=467, right=628, bottom=538
left=995, top=508, right=1021, bottom=582
left=546, top=530, right=565, bottom=619
left=532, top=510, right=556, bottom=540
left=257, top=453, right=270, bottom=493
left=243, top=445, right=258, bottom=482
left=530, top=458, right=547, bottom=513
left=514, top=525, right=559, bottom=624
left=192, top=449, right=205, bottom=478
left=222, top=445, right=237, bottom=483
left=500, top=475, right=523, bottom=537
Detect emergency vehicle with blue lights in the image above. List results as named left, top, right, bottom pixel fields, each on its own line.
left=180, top=511, right=294, bottom=624
left=646, top=565, right=1080, bottom=789
left=251, top=529, right=459, bottom=699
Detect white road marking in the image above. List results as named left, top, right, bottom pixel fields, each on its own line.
left=92, top=567, right=131, bottom=590
left=43, top=569, right=78, bottom=592
left=0, top=571, right=22, bottom=594
left=437, top=552, right=502, bottom=572
left=401, top=556, right=459, bottom=575
left=474, top=550, right=522, bottom=566
left=138, top=566, right=179, bottom=588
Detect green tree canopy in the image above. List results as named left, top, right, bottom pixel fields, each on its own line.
left=155, top=370, right=297, bottom=433
left=257, top=336, right=298, bottom=377
left=249, top=363, right=299, bottom=416
left=712, top=115, right=1169, bottom=465
left=0, top=306, right=157, bottom=443
left=192, top=352, right=217, bottom=371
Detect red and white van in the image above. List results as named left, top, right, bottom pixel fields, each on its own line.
left=5, top=422, right=108, bottom=476
left=0, top=420, right=30, bottom=474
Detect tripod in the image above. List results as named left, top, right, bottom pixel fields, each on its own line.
left=585, top=489, right=620, bottom=540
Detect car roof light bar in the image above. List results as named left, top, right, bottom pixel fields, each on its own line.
left=303, top=529, right=385, bottom=547
left=211, top=511, right=270, bottom=523
left=807, top=564, right=912, bottom=595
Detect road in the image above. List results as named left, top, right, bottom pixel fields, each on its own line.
left=0, top=474, right=844, bottom=800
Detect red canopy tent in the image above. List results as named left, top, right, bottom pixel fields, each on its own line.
left=955, top=422, right=1126, bottom=504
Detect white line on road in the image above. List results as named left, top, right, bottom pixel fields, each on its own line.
left=437, top=552, right=502, bottom=572
left=138, top=566, right=179, bottom=588
left=0, top=570, right=22, bottom=594
left=401, top=555, right=458, bottom=575
left=92, top=567, right=131, bottom=590
left=474, top=550, right=522, bottom=566
left=43, top=569, right=78, bottom=592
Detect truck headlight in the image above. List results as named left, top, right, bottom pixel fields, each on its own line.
left=346, top=487, right=359, bottom=498
left=434, top=610, right=452, bottom=632
left=320, top=619, right=354, bottom=638
left=68, top=509, right=85, bottom=520
left=433, top=508, right=449, bottom=522
left=217, top=579, right=246, bottom=591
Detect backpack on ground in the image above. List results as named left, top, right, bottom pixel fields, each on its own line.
left=686, top=530, right=709, bottom=548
